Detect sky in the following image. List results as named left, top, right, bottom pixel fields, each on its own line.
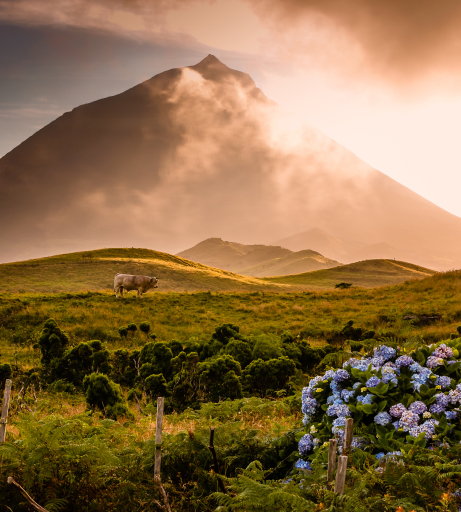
left=1, top=0, right=461, bottom=218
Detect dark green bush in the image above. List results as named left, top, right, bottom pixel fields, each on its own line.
left=243, top=356, right=296, bottom=397
left=38, top=318, right=69, bottom=365
left=197, top=355, right=242, bottom=402
left=118, top=326, right=128, bottom=339
left=211, top=323, right=241, bottom=345
left=145, top=373, right=168, bottom=399
left=139, top=321, right=150, bottom=338
left=0, top=363, right=12, bottom=388
left=224, top=339, right=252, bottom=369
left=83, top=373, right=132, bottom=420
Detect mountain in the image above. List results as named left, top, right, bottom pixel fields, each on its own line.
left=239, top=249, right=341, bottom=277
left=275, top=228, right=364, bottom=263
left=177, top=237, right=341, bottom=276
left=177, top=237, right=291, bottom=271
left=1, top=55, right=461, bottom=269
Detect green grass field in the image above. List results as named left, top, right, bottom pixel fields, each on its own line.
left=0, top=248, right=436, bottom=294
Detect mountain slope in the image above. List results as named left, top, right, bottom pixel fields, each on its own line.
left=239, top=249, right=341, bottom=276
left=1, top=55, right=461, bottom=269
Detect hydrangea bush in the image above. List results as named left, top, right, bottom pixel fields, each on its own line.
left=298, top=340, right=461, bottom=461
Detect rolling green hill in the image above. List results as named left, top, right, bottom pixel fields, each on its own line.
left=266, top=259, right=436, bottom=288
left=0, top=249, right=436, bottom=294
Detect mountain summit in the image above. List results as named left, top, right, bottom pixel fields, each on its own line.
left=1, top=56, right=460, bottom=268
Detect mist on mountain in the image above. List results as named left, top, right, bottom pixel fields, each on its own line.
left=1, top=55, right=460, bottom=269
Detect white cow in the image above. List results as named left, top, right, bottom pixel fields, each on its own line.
left=114, top=273, right=159, bottom=298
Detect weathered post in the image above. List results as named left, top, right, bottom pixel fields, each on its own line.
left=327, top=438, right=337, bottom=486
left=154, top=396, right=164, bottom=478
left=153, top=397, right=172, bottom=512
left=343, top=418, right=354, bottom=454
left=0, top=379, right=12, bottom=443
left=7, top=477, right=50, bottom=512
left=334, top=455, right=348, bottom=495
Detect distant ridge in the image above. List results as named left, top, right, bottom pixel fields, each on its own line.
left=177, top=237, right=340, bottom=276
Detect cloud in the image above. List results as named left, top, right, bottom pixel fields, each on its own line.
left=247, top=0, right=461, bottom=88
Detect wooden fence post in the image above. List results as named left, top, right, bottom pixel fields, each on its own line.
left=154, top=396, right=164, bottom=478
left=334, top=455, right=348, bottom=495
left=0, top=379, right=12, bottom=443
left=153, top=397, right=172, bottom=512
left=343, top=418, right=354, bottom=454
left=327, top=439, right=337, bottom=486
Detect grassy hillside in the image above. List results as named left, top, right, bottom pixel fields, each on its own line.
left=0, top=248, right=291, bottom=293
left=0, top=249, right=435, bottom=294
left=240, top=249, right=340, bottom=277
left=267, top=259, right=436, bottom=288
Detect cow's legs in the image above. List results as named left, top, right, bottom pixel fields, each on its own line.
left=137, top=288, right=143, bottom=299
left=114, top=286, right=120, bottom=298
left=120, top=286, right=125, bottom=298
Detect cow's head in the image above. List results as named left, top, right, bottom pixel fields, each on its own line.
left=150, top=277, right=159, bottom=289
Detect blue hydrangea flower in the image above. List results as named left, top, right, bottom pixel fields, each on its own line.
left=357, top=393, right=373, bottom=405
left=302, top=397, right=318, bottom=415
left=392, top=420, right=400, bottom=430
left=334, top=369, right=350, bottom=382
left=351, top=437, right=366, bottom=449
left=395, top=355, right=414, bottom=367
left=323, top=370, right=336, bottom=379
left=333, top=417, right=346, bottom=428
left=366, top=376, right=381, bottom=388
left=409, top=401, right=427, bottom=415
left=449, top=388, right=461, bottom=404
left=294, top=459, right=312, bottom=471
left=375, top=452, right=386, bottom=460
left=327, top=403, right=351, bottom=417
left=382, top=373, right=398, bottom=385
left=374, top=412, right=392, bottom=425
left=298, top=434, right=313, bottom=454
left=374, top=345, right=396, bottom=361
left=341, top=389, right=354, bottom=402
left=389, top=403, right=407, bottom=418
left=409, top=362, right=423, bottom=372
left=445, top=410, right=457, bottom=420
left=352, top=382, right=361, bottom=389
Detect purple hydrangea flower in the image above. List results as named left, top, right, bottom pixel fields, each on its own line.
left=334, top=369, right=350, bottom=382
left=426, top=356, right=444, bottom=368
left=374, top=412, right=392, bottom=425
left=390, top=403, right=407, bottom=418
left=433, top=344, right=453, bottom=359
left=399, top=411, right=419, bottom=431
left=409, top=401, right=427, bottom=415
left=395, top=355, right=414, bottom=367
left=429, top=403, right=446, bottom=414
left=436, top=376, right=452, bottom=389
left=366, top=376, right=381, bottom=388
left=435, top=393, right=450, bottom=407
left=449, top=388, right=461, bottom=404
left=298, top=434, right=313, bottom=454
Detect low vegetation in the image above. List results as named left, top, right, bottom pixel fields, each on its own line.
left=1, top=267, right=461, bottom=510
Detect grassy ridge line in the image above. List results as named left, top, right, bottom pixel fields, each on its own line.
left=266, top=259, right=436, bottom=288
left=0, top=248, right=293, bottom=293
left=0, top=248, right=436, bottom=293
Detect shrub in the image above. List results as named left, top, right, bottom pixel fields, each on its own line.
left=118, top=326, right=128, bottom=339
left=350, top=341, right=363, bottom=352
left=139, top=321, right=151, bottom=339
left=197, top=355, right=242, bottom=402
left=145, top=373, right=168, bottom=400
left=243, top=357, right=296, bottom=397
left=0, top=363, right=12, bottom=388
left=83, top=373, right=132, bottom=420
left=335, top=282, right=352, bottom=289
left=224, top=339, right=252, bottom=369
left=211, top=323, right=241, bottom=345
left=37, top=318, right=69, bottom=365
left=127, top=323, right=137, bottom=338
